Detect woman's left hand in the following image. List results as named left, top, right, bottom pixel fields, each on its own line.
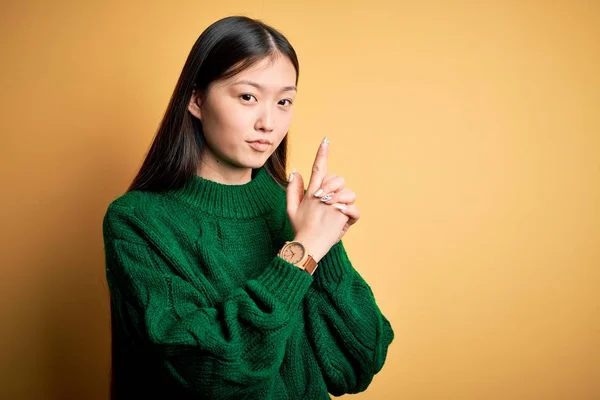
left=311, top=173, right=360, bottom=239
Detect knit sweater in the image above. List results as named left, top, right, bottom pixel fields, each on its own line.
left=102, top=166, right=394, bottom=399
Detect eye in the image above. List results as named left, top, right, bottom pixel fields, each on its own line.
left=279, top=99, right=293, bottom=107
left=239, top=94, right=257, bottom=102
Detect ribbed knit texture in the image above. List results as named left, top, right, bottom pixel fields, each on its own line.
left=102, top=166, right=394, bottom=399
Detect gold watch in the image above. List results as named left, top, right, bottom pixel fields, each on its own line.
left=278, top=241, right=318, bottom=275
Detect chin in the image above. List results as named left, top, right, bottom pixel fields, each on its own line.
left=246, top=159, right=268, bottom=169
left=247, top=154, right=273, bottom=168
left=234, top=157, right=267, bottom=170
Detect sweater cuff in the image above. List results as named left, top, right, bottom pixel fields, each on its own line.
left=313, top=241, right=353, bottom=287
left=254, top=256, right=314, bottom=312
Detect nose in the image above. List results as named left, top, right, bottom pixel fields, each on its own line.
left=255, top=104, right=274, bottom=132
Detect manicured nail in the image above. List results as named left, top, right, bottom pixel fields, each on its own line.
left=332, top=203, right=347, bottom=210
left=313, top=189, right=324, bottom=197
left=322, top=136, right=329, bottom=146
left=288, top=168, right=297, bottom=182
left=320, top=194, right=333, bottom=202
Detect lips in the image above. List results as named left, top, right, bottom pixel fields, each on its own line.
left=248, top=139, right=272, bottom=145
left=248, top=141, right=271, bottom=152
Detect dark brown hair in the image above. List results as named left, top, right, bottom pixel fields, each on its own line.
left=127, top=15, right=300, bottom=192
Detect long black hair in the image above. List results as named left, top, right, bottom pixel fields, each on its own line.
left=127, top=15, right=299, bottom=192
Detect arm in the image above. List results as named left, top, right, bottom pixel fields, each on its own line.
left=304, top=240, right=395, bottom=396
left=104, top=209, right=313, bottom=399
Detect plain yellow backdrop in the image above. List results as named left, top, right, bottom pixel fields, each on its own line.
left=1, top=1, right=599, bottom=399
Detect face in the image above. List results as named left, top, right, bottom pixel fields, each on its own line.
left=188, top=54, right=297, bottom=175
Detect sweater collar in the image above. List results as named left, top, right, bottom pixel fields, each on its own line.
left=167, top=167, right=284, bottom=218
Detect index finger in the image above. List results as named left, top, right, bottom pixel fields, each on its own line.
left=307, top=136, right=330, bottom=194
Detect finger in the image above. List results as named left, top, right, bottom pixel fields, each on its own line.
left=285, top=168, right=305, bottom=218
left=314, top=175, right=345, bottom=198
left=307, top=137, right=330, bottom=195
left=320, top=188, right=356, bottom=205
left=337, top=222, right=350, bottom=243
left=321, top=173, right=336, bottom=185
left=333, top=203, right=360, bottom=224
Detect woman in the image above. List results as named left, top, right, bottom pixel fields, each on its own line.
left=103, top=15, right=394, bottom=399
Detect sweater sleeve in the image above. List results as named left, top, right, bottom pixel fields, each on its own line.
left=304, top=240, right=395, bottom=396
left=104, top=217, right=314, bottom=398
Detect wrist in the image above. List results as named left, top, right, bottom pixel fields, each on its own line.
left=278, top=239, right=320, bottom=274
left=291, top=237, right=324, bottom=263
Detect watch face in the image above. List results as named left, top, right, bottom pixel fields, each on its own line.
left=282, top=242, right=306, bottom=264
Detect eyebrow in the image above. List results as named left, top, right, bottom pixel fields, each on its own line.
left=232, top=79, right=297, bottom=92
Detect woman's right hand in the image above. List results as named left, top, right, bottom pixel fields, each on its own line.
left=285, top=138, right=350, bottom=263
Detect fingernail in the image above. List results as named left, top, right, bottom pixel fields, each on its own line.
left=332, top=203, right=347, bottom=210
left=320, top=194, right=333, bottom=202
left=313, top=189, right=324, bottom=197
left=288, top=168, right=297, bottom=182
left=322, top=136, right=329, bottom=146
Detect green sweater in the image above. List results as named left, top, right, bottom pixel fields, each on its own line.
left=103, top=166, right=394, bottom=399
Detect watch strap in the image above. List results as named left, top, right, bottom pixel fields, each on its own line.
left=279, top=241, right=318, bottom=275
left=301, top=255, right=318, bottom=275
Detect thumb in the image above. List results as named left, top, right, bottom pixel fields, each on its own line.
left=286, top=168, right=304, bottom=217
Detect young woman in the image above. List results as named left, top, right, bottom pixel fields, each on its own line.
left=103, top=15, right=394, bottom=399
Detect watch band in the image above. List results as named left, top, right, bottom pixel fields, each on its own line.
left=278, top=241, right=319, bottom=275
left=301, top=255, right=318, bottom=275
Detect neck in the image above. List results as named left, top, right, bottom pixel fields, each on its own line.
left=196, top=151, right=253, bottom=185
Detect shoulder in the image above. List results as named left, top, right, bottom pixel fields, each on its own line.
left=102, top=190, right=168, bottom=244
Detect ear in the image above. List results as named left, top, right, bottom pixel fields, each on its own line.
left=188, top=89, right=203, bottom=120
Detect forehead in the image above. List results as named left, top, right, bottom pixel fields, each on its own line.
left=222, top=55, right=297, bottom=88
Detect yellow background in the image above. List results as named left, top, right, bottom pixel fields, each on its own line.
left=1, top=1, right=599, bottom=399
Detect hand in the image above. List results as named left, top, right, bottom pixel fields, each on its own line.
left=313, top=173, right=361, bottom=234
left=285, top=137, right=350, bottom=263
